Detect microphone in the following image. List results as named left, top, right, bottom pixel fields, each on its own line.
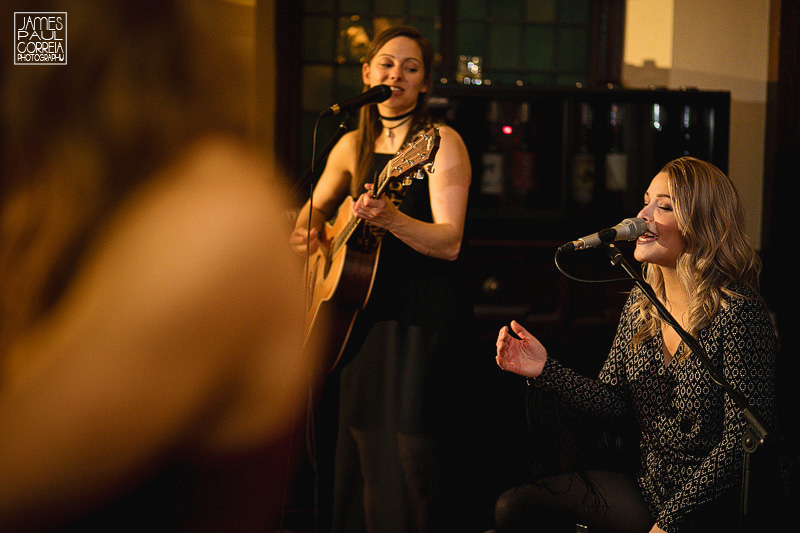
left=320, top=85, right=393, bottom=117
left=558, top=218, right=648, bottom=253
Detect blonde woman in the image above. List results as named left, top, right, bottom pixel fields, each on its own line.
left=495, top=157, right=779, bottom=532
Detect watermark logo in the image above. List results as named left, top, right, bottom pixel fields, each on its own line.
left=14, top=12, right=67, bottom=65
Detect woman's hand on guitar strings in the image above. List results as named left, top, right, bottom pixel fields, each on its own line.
left=352, top=183, right=398, bottom=229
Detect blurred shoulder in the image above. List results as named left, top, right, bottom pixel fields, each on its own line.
left=176, top=135, right=287, bottom=208
left=88, top=134, right=300, bottom=302
left=138, top=135, right=292, bottom=242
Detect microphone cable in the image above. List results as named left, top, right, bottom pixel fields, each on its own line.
left=553, top=243, right=639, bottom=285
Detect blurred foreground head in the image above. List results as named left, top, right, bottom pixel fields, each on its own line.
left=1, top=2, right=317, bottom=530
left=2, top=0, right=249, bottom=192
left=1, top=0, right=253, bottom=342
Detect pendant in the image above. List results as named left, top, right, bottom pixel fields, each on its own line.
left=381, top=115, right=411, bottom=140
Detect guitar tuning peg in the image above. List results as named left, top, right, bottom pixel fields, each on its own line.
left=403, top=176, right=412, bottom=186
left=414, top=169, right=425, bottom=180
left=424, top=163, right=435, bottom=174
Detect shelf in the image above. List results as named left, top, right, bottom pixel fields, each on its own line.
left=430, top=84, right=731, bottom=241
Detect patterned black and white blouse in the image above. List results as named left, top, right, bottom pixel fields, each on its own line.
left=532, top=283, right=777, bottom=532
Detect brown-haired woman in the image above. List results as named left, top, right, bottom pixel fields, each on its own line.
left=290, top=25, right=472, bottom=533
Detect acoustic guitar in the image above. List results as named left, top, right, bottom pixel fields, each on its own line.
left=303, top=127, right=440, bottom=371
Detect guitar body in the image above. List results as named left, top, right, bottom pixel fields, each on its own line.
left=302, top=127, right=440, bottom=372
left=304, top=196, right=381, bottom=371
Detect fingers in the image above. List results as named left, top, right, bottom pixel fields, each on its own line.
left=289, top=227, right=320, bottom=255
left=509, top=320, right=529, bottom=339
left=495, top=354, right=509, bottom=371
left=497, top=322, right=523, bottom=345
left=496, top=325, right=516, bottom=358
left=352, top=193, right=393, bottom=227
left=495, top=341, right=516, bottom=372
left=357, top=192, right=382, bottom=211
left=495, top=325, right=509, bottom=347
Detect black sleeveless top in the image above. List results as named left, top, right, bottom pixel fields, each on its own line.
left=337, top=152, right=470, bottom=430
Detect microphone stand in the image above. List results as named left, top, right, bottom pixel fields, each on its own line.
left=289, top=111, right=353, bottom=533
left=600, top=243, right=796, bottom=530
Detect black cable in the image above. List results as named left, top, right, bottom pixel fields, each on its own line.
left=553, top=246, right=633, bottom=285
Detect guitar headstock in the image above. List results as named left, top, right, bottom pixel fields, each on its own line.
left=375, top=126, right=441, bottom=196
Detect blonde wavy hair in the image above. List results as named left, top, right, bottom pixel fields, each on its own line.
left=630, top=157, right=762, bottom=352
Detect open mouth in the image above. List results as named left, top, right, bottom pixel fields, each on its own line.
left=638, top=230, right=658, bottom=243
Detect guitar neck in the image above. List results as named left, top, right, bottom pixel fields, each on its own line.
left=327, top=127, right=439, bottom=258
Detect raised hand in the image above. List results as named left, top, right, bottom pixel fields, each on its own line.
left=495, top=320, right=548, bottom=378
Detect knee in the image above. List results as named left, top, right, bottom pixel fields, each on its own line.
left=494, top=487, right=525, bottom=533
left=348, top=427, right=381, bottom=484
left=495, top=485, right=569, bottom=533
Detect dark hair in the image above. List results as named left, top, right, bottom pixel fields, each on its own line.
left=352, top=25, right=435, bottom=196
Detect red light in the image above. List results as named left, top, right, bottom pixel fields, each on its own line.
left=502, top=125, right=513, bottom=135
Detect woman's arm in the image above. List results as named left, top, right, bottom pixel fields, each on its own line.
left=289, top=132, right=358, bottom=256
left=350, top=125, right=471, bottom=260
left=525, top=293, right=637, bottom=418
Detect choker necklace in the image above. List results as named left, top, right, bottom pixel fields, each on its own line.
left=382, top=115, right=412, bottom=139
left=379, top=107, right=416, bottom=121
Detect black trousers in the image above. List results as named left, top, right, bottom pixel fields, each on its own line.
left=493, top=469, right=761, bottom=533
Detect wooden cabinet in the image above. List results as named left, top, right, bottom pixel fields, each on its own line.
left=432, top=84, right=731, bottom=239
left=431, top=84, right=730, bottom=341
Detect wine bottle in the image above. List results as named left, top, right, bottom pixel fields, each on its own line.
left=604, top=103, right=628, bottom=192
left=511, top=101, right=536, bottom=205
left=480, top=101, right=505, bottom=198
left=570, top=102, right=595, bottom=205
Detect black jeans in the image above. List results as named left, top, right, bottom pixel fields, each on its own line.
left=494, top=470, right=653, bottom=533
left=493, top=469, right=761, bottom=533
